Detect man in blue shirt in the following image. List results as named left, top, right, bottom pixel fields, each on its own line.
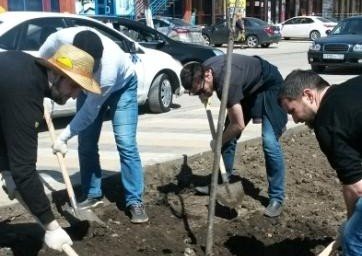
left=39, top=28, right=148, bottom=224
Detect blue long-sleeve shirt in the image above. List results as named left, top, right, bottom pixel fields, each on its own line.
left=39, top=26, right=136, bottom=141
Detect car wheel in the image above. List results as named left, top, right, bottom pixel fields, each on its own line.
left=284, top=37, right=290, bottom=40
left=309, top=30, right=321, bottom=41
left=311, top=65, right=325, bottom=72
left=148, top=73, right=173, bottom=113
left=202, top=34, right=211, bottom=46
left=261, top=43, right=270, bottom=48
left=214, top=43, right=223, bottom=47
left=246, top=35, right=259, bottom=48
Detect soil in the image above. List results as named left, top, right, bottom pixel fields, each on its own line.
left=0, top=126, right=346, bottom=256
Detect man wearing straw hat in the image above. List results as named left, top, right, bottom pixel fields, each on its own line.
left=39, top=27, right=148, bottom=224
left=0, top=44, right=100, bottom=252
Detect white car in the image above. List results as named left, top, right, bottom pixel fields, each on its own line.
left=279, top=16, right=337, bottom=41
left=0, top=11, right=183, bottom=116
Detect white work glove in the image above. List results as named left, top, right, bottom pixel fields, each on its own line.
left=44, top=220, right=73, bottom=252
left=52, top=138, right=67, bottom=156
left=0, top=171, right=17, bottom=200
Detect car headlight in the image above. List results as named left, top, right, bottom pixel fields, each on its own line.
left=213, top=49, right=224, bottom=56
left=353, top=44, right=362, bottom=52
left=309, top=43, right=321, bottom=51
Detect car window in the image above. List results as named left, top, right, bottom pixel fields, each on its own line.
left=154, top=19, right=168, bottom=28
left=332, top=19, right=362, bottom=35
left=302, top=18, right=314, bottom=24
left=0, top=24, right=21, bottom=50
left=0, top=18, right=65, bottom=51
left=66, top=18, right=131, bottom=52
left=284, top=18, right=297, bottom=25
left=116, top=24, right=159, bottom=42
left=168, top=18, right=191, bottom=26
left=317, top=17, right=333, bottom=23
left=246, top=18, right=267, bottom=27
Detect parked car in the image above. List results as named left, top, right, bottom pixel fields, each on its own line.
left=308, top=16, right=362, bottom=72
left=279, top=16, right=336, bottom=41
left=138, top=16, right=206, bottom=45
left=0, top=11, right=183, bottom=115
left=107, top=17, right=224, bottom=65
left=202, top=17, right=281, bottom=48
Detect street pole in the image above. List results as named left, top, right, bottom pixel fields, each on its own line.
left=212, top=0, right=215, bottom=24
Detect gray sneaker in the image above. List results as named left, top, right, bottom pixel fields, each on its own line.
left=264, top=200, right=282, bottom=217
left=128, top=203, right=149, bottom=224
left=77, top=197, right=104, bottom=210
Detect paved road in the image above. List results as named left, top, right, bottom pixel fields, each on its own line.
left=0, top=40, right=357, bottom=206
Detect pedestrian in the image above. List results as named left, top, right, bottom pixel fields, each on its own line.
left=279, top=70, right=362, bottom=255
left=39, top=27, right=148, bottom=223
left=0, top=44, right=100, bottom=251
left=235, top=12, right=245, bottom=42
left=180, top=54, right=287, bottom=217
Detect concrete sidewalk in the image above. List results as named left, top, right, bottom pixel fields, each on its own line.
left=0, top=102, right=300, bottom=207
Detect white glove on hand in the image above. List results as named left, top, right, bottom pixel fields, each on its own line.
left=0, top=171, right=17, bottom=200
left=52, top=138, right=67, bottom=156
left=44, top=220, right=73, bottom=252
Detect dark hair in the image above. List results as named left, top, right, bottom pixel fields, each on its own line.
left=180, top=62, right=203, bottom=91
left=279, top=69, right=330, bottom=101
left=73, top=30, right=103, bottom=61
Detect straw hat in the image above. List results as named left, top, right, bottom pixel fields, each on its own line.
left=36, top=44, right=101, bottom=94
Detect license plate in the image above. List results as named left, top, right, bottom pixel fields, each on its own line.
left=323, top=54, right=344, bottom=60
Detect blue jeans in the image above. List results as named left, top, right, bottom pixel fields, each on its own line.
left=342, top=197, right=362, bottom=255
left=222, top=115, right=285, bottom=203
left=77, top=77, right=144, bottom=207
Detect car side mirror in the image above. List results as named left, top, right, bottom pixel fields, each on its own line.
left=326, top=30, right=331, bottom=35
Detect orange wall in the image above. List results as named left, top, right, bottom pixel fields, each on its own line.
left=59, top=0, right=75, bottom=13
left=0, top=0, right=7, bottom=10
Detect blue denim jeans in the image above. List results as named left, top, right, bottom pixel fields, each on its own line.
left=77, top=77, right=144, bottom=207
left=342, top=197, right=362, bottom=255
left=222, top=114, right=285, bottom=203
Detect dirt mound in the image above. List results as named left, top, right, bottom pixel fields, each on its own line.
left=0, top=126, right=345, bottom=256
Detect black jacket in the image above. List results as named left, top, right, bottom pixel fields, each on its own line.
left=0, top=51, right=54, bottom=225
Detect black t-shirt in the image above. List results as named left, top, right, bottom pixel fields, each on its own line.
left=314, top=75, right=362, bottom=185
left=202, top=54, right=262, bottom=108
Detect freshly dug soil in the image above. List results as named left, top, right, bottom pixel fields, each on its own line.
left=0, top=126, right=345, bottom=256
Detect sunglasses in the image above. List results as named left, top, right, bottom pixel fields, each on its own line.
left=189, top=78, right=205, bottom=96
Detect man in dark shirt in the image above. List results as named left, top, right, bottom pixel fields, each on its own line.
left=0, top=44, right=100, bottom=252
left=180, top=53, right=287, bottom=217
left=279, top=70, right=362, bottom=255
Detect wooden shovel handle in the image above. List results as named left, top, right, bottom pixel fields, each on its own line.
left=204, top=98, right=229, bottom=183
left=43, top=106, right=78, bottom=210
left=317, top=240, right=336, bottom=256
left=62, top=244, right=79, bottom=256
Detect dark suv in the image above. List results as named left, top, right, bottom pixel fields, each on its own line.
left=308, top=16, right=362, bottom=72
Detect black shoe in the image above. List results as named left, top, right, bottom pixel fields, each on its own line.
left=264, top=201, right=282, bottom=217
left=127, top=203, right=149, bottom=224
left=77, top=197, right=104, bottom=210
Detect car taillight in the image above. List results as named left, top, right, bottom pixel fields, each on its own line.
left=264, top=26, right=274, bottom=35
left=324, top=24, right=335, bottom=28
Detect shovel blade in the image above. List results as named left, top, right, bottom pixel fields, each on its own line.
left=63, top=204, right=106, bottom=226
left=216, top=182, right=244, bottom=209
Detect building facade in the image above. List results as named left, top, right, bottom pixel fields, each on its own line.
left=1, top=0, right=361, bottom=24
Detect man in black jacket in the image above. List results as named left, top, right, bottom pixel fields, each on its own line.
left=279, top=70, right=362, bottom=255
left=180, top=54, right=287, bottom=217
left=0, top=44, right=100, bottom=252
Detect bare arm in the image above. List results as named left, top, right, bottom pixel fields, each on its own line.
left=222, top=103, right=245, bottom=145
left=342, top=179, right=362, bottom=218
